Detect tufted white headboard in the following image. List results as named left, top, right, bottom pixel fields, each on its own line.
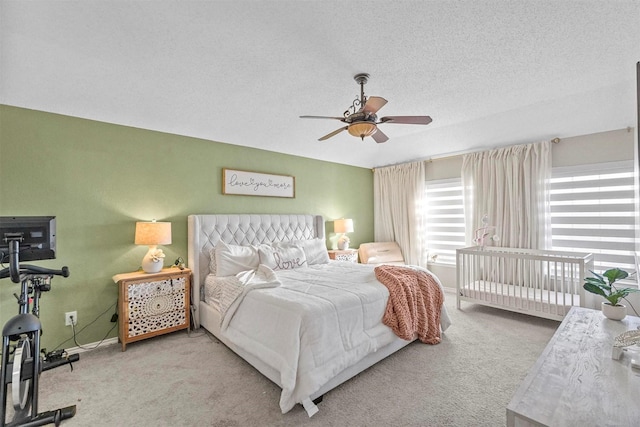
left=187, top=214, right=325, bottom=327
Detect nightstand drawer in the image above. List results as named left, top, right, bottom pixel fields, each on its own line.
left=127, top=283, right=186, bottom=320
left=126, top=277, right=186, bottom=301
left=328, top=249, right=358, bottom=263
left=127, top=309, right=187, bottom=338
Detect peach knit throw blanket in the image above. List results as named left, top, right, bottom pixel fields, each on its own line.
left=374, top=265, right=444, bottom=344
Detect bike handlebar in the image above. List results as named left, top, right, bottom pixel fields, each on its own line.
left=0, top=264, right=70, bottom=280
left=0, top=240, right=69, bottom=282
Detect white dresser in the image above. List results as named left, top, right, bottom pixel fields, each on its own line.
left=507, top=306, right=640, bottom=426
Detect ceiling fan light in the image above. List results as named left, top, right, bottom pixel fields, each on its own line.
left=347, top=122, right=377, bottom=140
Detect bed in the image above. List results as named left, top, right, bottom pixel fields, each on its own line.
left=187, top=214, right=450, bottom=416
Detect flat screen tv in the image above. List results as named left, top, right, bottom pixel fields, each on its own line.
left=0, top=216, right=56, bottom=263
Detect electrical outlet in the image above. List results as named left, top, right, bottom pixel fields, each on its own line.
left=65, top=311, right=77, bottom=326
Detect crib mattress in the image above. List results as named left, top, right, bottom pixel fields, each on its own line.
left=460, top=280, right=581, bottom=316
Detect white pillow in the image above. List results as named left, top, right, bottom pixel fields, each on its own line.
left=300, top=238, right=330, bottom=265
left=259, top=245, right=308, bottom=271
left=214, top=241, right=260, bottom=276
left=274, top=239, right=329, bottom=265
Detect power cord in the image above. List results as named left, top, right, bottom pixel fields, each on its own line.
left=70, top=318, right=117, bottom=351
left=52, top=301, right=117, bottom=352
left=623, top=296, right=639, bottom=317
left=620, top=270, right=640, bottom=317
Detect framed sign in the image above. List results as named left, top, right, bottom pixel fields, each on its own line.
left=222, top=168, right=295, bottom=198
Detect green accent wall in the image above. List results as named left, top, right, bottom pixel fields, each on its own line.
left=0, top=105, right=374, bottom=349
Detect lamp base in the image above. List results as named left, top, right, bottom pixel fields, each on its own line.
left=337, top=235, right=350, bottom=250
left=141, top=247, right=164, bottom=273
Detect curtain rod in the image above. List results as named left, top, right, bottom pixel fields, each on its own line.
left=426, top=137, right=561, bottom=163
left=372, top=137, right=561, bottom=170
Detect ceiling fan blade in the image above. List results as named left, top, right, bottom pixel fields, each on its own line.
left=318, top=126, right=348, bottom=141
left=379, top=115, right=432, bottom=125
left=300, top=115, right=345, bottom=121
left=371, top=128, right=389, bottom=144
left=363, top=96, right=388, bottom=114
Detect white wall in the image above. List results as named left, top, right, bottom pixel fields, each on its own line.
left=427, top=127, right=636, bottom=290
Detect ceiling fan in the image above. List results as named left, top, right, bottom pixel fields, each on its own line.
left=300, top=73, right=432, bottom=143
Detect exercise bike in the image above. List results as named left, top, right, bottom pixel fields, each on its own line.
left=1, top=239, right=79, bottom=427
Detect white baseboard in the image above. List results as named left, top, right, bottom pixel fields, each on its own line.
left=64, top=337, right=119, bottom=355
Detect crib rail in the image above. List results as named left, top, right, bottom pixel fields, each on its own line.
left=456, top=246, right=594, bottom=320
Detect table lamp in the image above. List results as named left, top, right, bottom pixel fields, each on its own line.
left=334, top=218, right=354, bottom=250
left=135, top=220, right=172, bottom=273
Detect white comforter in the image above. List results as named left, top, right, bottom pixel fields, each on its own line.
left=205, top=262, right=450, bottom=414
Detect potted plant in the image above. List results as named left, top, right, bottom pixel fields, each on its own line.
left=583, top=268, right=639, bottom=320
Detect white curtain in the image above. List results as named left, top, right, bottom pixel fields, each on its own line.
left=373, top=161, right=426, bottom=265
left=461, top=141, right=551, bottom=250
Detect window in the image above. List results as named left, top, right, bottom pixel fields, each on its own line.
left=550, top=160, right=638, bottom=275
left=425, top=159, right=639, bottom=275
left=424, top=178, right=465, bottom=265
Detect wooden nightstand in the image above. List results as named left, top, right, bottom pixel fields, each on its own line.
left=328, top=249, right=358, bottom=263
left=112, top=268, right=191, bottom=351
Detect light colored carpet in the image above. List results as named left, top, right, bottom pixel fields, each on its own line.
left=28, top=291, right=558, bottom=426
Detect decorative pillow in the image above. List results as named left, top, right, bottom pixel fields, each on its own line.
left=203, top=274, right=223, bottom=311
left=259, top=245, right=308, bottom=271
left=274, top=238, right=329, bottom=265
left=214, top=241, right=260, bottom=276
left=208, top=248, right=218, bottom=275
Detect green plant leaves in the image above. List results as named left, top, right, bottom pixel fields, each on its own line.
left=603, top=268, right=628, bottom=284
left=583, top=268, right=638, bottom=307
left=583, top=282, right=608, bottom=298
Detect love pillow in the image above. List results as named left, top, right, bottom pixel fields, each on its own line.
left=259, top=245, right=308, bottom=271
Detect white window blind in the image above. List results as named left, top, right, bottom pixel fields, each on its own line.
left=425, top=178, right=466, bottom=265
left=550, top=160, right=638, bottom=274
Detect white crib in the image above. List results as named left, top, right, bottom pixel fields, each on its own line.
left=456, top=246, right=595, bottom=321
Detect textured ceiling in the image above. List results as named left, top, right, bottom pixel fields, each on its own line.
left=1, top=1, right=639, bottom=168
